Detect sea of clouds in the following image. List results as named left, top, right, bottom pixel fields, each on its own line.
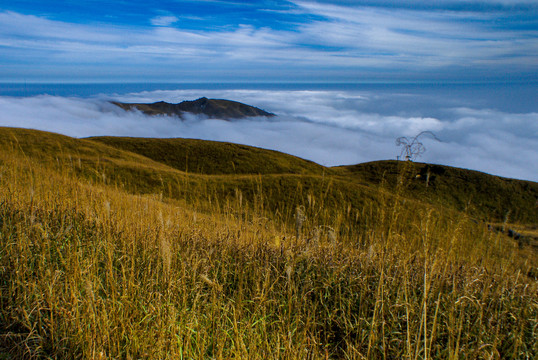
left=0, top=88, right=536, bottom=182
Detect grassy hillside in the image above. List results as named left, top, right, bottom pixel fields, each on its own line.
left=0, top=127, right=177, bottom=174
left=89, top=136, right=326, bottom=175
left=91, top=135, right=538, bottom=225
left=1, top=127, right=537, bottom=359
left=334, top=160, right=538, bottom=224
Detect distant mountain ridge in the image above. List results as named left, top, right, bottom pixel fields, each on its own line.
left=112, top=97, right=275, bottom=119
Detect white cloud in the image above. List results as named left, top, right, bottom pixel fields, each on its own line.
left=150, top=15, right=179, bottom=26
left=0, top=89, right=536, bottom=182
left=0, top=7, right=536, bottom=80
left=0, top=11, right=127, bottom=43
left=292, top=1, right=538, bottom=67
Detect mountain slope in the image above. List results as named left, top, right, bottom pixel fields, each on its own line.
left=333, top=160, right=538, bottom=224
left=112, top=97, right=275, bottom=119
left=1, top=126, right=536, bottom=359
left=90, top=134, right=538, bottom=224
left=2, top=127, right=535, bottom=226
left=88, top=136, right=325, bottom=175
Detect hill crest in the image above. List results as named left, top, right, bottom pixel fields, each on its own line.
left=0, top=127, right=536, bottom=225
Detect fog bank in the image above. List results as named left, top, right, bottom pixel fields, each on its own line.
left=0, top=88, right=536, bottom=182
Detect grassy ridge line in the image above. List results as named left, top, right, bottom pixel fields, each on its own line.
left=88, top=136, right=326, bottom=175
left=89, top=133, right=538, bottom=224
left=2, top=129, right=464, bottom=242
left=0, top=127, right=500, bottom=245
left=335, top=161, right=538, bottom=224
left=0, top=127, right=179, bottom=174
left=2, top=127, right=536, bottom=227
left=0, top=127, right=466, bottom=244
left=0, top=128, right=412, bottom=229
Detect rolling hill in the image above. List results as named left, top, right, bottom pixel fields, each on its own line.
left=334, top=160, right=538, bottom=224
left=1, top=126, right=537, bottom=359
left=89, top=134, right=538, bottom=225
left=88, top=136, right=325, bottom=175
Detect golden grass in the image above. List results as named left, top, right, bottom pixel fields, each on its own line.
left=0, top=129, right=536, bottom=359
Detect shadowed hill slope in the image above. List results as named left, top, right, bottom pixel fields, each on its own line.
left=112, top=97, right=275, bottom=119
left=88, top=136, right=325, bottom=175
left=334, top=160, right=538, bottom=224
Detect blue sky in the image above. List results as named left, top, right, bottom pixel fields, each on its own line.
left=1, top=0, right=537, bottom=83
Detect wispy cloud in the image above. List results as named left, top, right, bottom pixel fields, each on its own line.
left=292, top=1, right=538, bottom=67
left=0, top=0, right=536, bottom=82
left=150, top=15, right=179, bottom=27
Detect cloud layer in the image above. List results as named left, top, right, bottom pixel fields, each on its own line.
left=0, top=88, right=536, bottom=182
left=0, top=0, right=537, bottom=82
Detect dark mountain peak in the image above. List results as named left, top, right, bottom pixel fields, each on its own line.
left=112, top=98, right=275, bottom=120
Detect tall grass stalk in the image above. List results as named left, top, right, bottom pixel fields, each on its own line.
left=0, top=140, right=536, bottom=359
